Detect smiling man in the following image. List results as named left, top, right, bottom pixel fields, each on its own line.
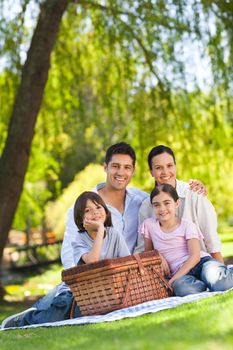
left=61, top=142, right=149, bottom=268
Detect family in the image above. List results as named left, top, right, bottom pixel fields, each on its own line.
left=2, top=142, right=233, bottom=329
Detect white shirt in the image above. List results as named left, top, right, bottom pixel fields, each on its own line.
left=138, top=179, right=221, bottom=254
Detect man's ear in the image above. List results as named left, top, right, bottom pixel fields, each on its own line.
left=176, top=199, right=180, bottom=208
left=103, top=162, right=107, bottom=172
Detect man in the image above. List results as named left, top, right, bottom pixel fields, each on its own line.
left=61, top=142, right=149, bottom=269
left=1, top=143, right=208, bottom=328
left=1, top=142, right=148, bottom=328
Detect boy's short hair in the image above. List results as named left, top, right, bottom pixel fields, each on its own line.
left=74, top=191, right=112, bottom=232
left=105, top=142, right=136, bottom=166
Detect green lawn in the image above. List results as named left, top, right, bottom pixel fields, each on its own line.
left=1, top=239, right=233, bottom=349
left=1, top=290, right=233, bottom=350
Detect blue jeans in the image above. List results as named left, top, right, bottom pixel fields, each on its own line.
left=33, top=286, right=59, bottom=310
left=19, top=291, right=81, bottom=326
left=172, top=256, right=233, bottom=297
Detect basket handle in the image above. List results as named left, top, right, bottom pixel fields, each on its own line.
left=133, top=253, right=146, bottom=275
left=121, top=254, right=147, bottom=307
left=152, top=267, right=173, bottom=294
left=121, top=268, right=134, bottom=308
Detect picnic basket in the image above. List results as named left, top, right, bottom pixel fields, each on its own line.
left=62, top=250, right=173, bottom=316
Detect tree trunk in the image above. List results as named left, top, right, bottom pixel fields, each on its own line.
left=0, top=0, right=69, bottom=272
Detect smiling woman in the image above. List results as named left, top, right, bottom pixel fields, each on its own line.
left=139, top=144, right=224, bottom=264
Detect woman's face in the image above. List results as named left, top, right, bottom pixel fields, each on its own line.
left=83, top=199, right=106, bottom=223
left=150, top=152, right=176, bottom=188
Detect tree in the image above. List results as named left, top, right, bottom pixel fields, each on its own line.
left=0, top=0, right=69, bottom=268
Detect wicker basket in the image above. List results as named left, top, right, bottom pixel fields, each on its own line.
left=62, top=250, right=173, bottom=316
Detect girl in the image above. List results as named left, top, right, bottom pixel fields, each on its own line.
left=139, top=145, right=223, bottom=263
left=1, top=191, right=130, bottom=329
left=140, top=184, right=233, bottom=297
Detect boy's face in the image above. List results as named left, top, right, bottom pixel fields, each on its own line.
left=83, top=199, right=106, bottom=223
left=104, top=154, right=135, bottom=191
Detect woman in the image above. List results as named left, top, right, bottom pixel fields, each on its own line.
left=139, top=145, right=223, bottom=263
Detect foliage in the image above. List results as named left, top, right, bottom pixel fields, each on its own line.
left=0, top=0, right=233, bottom=232
left=45, top=163, right=105, bottom=237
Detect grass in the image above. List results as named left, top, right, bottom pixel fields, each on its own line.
left=1, top=240, right=233, bottom=349
left=1, top=290, right=233, bottom=350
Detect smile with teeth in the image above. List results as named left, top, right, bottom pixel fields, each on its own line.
left=161, top=176, right=170, bottom=180
left=115, top=177, right=126, bottom=182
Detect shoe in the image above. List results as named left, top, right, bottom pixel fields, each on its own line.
left=1, top=307, right=37, bottom=329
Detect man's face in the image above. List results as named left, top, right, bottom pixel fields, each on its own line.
left=104, top=154, right=135, bottom=190
left=150, top=152, right=176, bottom=188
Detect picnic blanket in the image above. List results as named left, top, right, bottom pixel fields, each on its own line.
left=2, top=288, right=233, bottom=330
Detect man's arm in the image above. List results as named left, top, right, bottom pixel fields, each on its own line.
left=61, top=206, right=78, bottom=269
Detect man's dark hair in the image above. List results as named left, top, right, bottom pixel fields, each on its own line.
left=105, top=142, right=136, bottom=166
left=74, top=191, right=112, bottom=232
left=148, top=145, right=176, bottom=170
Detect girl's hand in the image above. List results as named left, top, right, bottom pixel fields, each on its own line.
left=168, top=277, right=176, bottom=286
left=159, top=253, right=171, bottom=278
left=188, top=179, right=207, bottom=196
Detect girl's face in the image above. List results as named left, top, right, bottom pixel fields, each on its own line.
left=83, top=199, right=106, bottom=223
left=151, top=191, right=179, bottom=223
left=150, top=152, right=176, bottom=188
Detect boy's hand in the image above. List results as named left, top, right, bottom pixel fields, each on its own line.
left=83, top=219, right=104, bottom=232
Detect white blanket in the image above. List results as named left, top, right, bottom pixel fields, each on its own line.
left=2, top=288, right=233, bottom=330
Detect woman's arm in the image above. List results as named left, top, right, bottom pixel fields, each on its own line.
left=81, top=221, right=105, bottom=264
left=169, top=238, right=200, bottom=285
